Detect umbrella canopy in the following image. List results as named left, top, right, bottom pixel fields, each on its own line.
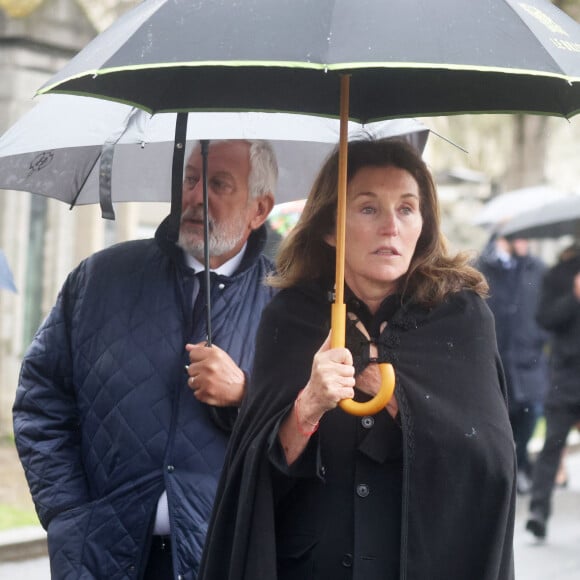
left=499, top=194, right=580, bottom=239
left=473, top=185, right=571, bottom=228
left=39, top=0, right=580, bottom=119
left=0, top=250, right=17, bottom=293
left=0, top=94, right=429, bottom=218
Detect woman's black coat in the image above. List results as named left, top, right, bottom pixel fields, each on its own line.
left=199, top=282, right=516, bottom=580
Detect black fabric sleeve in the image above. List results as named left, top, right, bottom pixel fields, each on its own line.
left=266, top=409, right=321, bottom=479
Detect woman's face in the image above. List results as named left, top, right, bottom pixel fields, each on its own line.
left=328, top=165, right=423, bottom=301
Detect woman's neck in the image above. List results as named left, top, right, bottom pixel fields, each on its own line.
left=346, top=277, right=397, bottom=315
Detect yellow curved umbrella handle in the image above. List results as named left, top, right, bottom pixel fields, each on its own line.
left=331, top=303, right=396, bottom=416
left=338, top=362, right=396, bottom=416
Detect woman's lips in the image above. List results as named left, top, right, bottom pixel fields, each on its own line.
left=373, top=246, right=400, bottom=256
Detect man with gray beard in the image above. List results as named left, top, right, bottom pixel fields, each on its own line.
left=13, top=140, right=278, bottom=580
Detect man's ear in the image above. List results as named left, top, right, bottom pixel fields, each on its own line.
left=249, top=193, right=275, bottom=230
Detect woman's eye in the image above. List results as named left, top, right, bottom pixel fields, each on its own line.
left=361, top=206, right=376, bottom=214
left=184, top=176, right=198, bottom=188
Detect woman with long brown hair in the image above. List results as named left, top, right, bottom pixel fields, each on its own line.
left=200, top=138, right=516, bottom=580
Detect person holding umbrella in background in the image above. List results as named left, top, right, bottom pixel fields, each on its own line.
left=12, top=139, right=277, bottom=579
left=526, top=241, right=580, bottom=540
left=476, top=235, right=549, bottom=495
left=200, top=138, right=516, bottom=580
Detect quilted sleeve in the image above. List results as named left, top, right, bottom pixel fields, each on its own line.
left=12, top=267, right=90, bottom=529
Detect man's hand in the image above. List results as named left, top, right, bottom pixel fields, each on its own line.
left=185, top=343, right=245, bottom=406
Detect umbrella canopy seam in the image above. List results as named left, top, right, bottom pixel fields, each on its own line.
left=503, top=0, right=580, bottom=80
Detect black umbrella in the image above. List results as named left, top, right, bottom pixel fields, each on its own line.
left=37, top=0, right=580, bottom=415
left=39, top=0, right=580, bottom=119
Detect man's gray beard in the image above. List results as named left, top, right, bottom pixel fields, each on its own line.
left=177, top=214, right=247, bottom=261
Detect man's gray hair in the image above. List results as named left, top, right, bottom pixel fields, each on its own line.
left=184, top=139, right=278, bottom=201
left=247, top=140, right=278, bottom=200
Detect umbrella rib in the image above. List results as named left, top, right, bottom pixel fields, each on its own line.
left=69, top=154, right=99, bottom=211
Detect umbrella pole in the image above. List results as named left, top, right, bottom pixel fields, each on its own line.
left=334, top=76, right=395, bottom=416
left=201, top=139, right=213, bottom=347
left=330, top=76, right=349, bottom=352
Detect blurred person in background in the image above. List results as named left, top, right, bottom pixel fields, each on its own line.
left=477, top=235, right=549, bottom=495
left=526, top=241, right=580, bottom=540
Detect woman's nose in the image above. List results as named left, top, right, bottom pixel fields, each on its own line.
left=380, top=211, right=398, bottom=235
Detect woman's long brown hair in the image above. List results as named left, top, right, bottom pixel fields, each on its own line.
left=269, top=137, right=487, bottom=306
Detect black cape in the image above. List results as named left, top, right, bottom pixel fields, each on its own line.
left=199, top=281, right=516, bottom=580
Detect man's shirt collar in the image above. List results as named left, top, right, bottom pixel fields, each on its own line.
left=184, top=242, right=248, bottom=277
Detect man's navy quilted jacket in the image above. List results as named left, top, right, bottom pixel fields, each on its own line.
left=13, top=218, right=276, bottom=579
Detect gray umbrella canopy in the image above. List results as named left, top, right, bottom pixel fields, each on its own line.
left=472, top=185, right=571, bottom=229
left=500, top=194, right=580, bottom=239
left=39, top=0, right=580, bottom=119
left=0, top=95, right=429, bottom=218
